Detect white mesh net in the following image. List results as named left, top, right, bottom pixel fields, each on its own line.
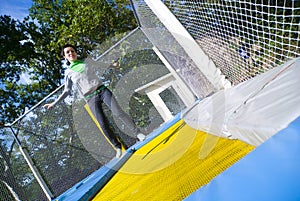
left=163, top=0, right=299, bottom=85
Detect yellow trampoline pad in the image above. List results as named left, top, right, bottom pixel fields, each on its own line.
left=93, top=119, right=254, bottom=201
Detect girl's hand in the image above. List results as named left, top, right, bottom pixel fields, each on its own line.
left=112, top=61, right=119, bottom=68
left=43, top=103, right=54, bottom=109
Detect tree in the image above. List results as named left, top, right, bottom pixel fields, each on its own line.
left=0, top=15, right=35, bottom=123
left=1, top=0, right=137, bottom=124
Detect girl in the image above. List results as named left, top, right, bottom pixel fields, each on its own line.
left=44, top=44, right=145, bottom=158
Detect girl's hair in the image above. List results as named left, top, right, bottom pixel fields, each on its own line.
left=61, top=44, right=77, bottom=57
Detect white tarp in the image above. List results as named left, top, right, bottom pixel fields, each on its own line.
left=184, top=57, right=300, bottom=146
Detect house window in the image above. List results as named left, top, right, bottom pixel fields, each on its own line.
left=159, top=86, right=186, bottom=116
left=135, top=73, right=195, bottom=122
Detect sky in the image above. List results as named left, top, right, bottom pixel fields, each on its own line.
left=0, top=0, right=32, bottom=20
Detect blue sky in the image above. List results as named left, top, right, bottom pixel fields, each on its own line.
left=0, top=0, right=32, bottom=20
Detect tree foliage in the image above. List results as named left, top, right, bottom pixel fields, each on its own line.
left=0, top=15, right=36, bottom=123
left=0, top=0, right=137, bottom=124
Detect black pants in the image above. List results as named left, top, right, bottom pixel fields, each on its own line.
left=87, top=88, right=138, bottom=149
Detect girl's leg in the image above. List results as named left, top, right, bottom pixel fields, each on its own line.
left=87, top=93, right=122, bottom=149
left=101, top=88, right=139, bottom=135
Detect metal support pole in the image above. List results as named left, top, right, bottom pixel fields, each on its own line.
left=9, top=126, right=54, bottom=200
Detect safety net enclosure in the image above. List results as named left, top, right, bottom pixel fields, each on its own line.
left=129, top=0, right=300, bottom=142
left=91, top=0, right=300, bottom=200
left=1, top=0, right=299, bottom=200
left=163, top=0, right=299, bottom=85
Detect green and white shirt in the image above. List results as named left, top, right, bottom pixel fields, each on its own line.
left=52, top=59, right=103, bottom=106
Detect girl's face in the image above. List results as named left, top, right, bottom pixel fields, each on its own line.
left=63, top=47, right=78, bottom=63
